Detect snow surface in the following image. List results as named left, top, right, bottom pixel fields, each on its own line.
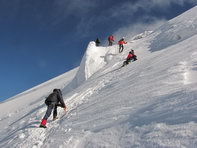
left=1, top=6, right=197, bottom=148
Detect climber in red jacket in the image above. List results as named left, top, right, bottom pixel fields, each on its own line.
left=122, top=50, right=137, bottom=67
left=108, top=35, right=114, bottom=46
left=118, top=38, right=127, bottom=53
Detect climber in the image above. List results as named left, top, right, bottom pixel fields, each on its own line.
left=122, top=50, right=137, bottom=67
left=118, top=37, right=127, bottom=53
left=40, top=89, right=67, bottom=128
left=108, top=35, right=114, bottom=46
left=95, top=38, right=101, bottom=46
left=130, top=49, right=137, bottom=61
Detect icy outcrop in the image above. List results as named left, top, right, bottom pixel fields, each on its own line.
left=150, top=6, right=197, bottom=51
left=75, top=41, right=109, bottom=85
left=62, top=41, right=117, bottom=93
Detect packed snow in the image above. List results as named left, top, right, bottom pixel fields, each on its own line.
left=0, top=6, right=197, bottom=148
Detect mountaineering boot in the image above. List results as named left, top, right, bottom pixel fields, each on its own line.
left=40, top=119, right=47, bottom=128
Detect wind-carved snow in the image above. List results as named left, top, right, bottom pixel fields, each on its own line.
left=76, top=41, right=112, bottom=84
left=132, top=31, right=153, bottom=40
left=165, top=51, right=197, bottom=86
left=183, top=52, right=197, bottom=84
left=62, top=41, right=118, bottom=93
left=1, top=5, right=197, bottom=148
left=150, top=6, right=197, bottom=52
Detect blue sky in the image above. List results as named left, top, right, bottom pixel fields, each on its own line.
left=0, top=0, right=196, bottom=102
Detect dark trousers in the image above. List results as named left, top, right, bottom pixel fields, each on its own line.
left=43, top=104, right=57, bottom=120
left=119, top=44, right=124, bottom=53
left=108, top=40, right=113, bottom=46
left=123, top=59, right=131, bottom=66
left=122, top=57, right=137, bottom=67
left=133, top=55, right=137, bottom=61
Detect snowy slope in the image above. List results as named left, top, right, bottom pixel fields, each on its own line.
left=1, top=6, right=197, bottom=148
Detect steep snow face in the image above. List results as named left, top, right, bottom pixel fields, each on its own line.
left=150, top=6, right=197, bottom=51
left=1, top=6, right=197, bottom=148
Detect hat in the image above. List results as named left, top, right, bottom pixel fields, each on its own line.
left=53, top=89, right=58, bottom=92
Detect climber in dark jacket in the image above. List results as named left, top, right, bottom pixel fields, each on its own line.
left=40, top=89, right=66, bottom=128
left=95, top=38, right=101, bottom=46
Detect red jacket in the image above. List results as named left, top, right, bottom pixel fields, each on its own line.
left=127, top=53, right=134, bottom=60
left=119, top=40, right=127, bottom=45
left=108, top=35, right=114, bottom=41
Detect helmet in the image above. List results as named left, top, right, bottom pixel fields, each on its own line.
left=53, top=89, right=62, bottom=95
left=53, top=89, right=58, bottom=92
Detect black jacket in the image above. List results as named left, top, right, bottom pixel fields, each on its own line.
left=45, top=90, right=66, bottom=108
left=95, top=38, right=100, bottom=44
